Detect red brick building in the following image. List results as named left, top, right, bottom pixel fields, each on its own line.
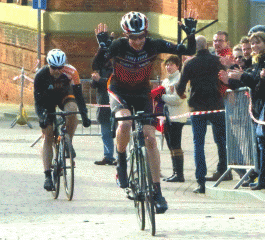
left=1, top=0, right=250, bottom=105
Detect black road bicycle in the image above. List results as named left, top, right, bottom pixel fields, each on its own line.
left=111, top=108, right=170, bottom=236
left=46, top=111, right=80, bottom=201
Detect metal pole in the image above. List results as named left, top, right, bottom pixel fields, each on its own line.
left=20, top=68, right=24, bottom=105
left=178, top=0, right=182, bottom=44
left=37, top=8, right=41, bottom=70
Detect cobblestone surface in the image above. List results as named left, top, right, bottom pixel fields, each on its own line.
left=1, top=108, right=265, bottom=239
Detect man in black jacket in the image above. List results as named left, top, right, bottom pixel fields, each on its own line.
left=91, top=61, right=116, bottom=165
left=176, top=35, right=229, bottom=194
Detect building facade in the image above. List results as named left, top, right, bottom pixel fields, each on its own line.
left=0, top=0, right=255, bottom=104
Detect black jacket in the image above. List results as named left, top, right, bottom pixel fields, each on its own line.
left=91, top=67, right=113, bottom=123
left=229, top=54, right=265, bottom=118
left=177, top=49, right=225, bottom=111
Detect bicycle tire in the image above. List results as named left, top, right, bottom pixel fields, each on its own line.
left=63, top=134, right=74, bottom=201
left=129, top=148, right=145, bottom=230
left=141, top=146, right=156, bottom=236
left=51, top=142, right=60, bottom=199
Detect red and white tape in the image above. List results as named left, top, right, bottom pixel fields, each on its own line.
left=13, top=60, right=39, bottom=83
left=87, top=104, right=110, bottom=108
left=245, top=91, right=265, bottom=126
left=156, top=109, right=225, bottom=122
left=13, top=74, right=34, bottom=82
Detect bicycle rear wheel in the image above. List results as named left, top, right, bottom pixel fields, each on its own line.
left=63, top=134, right=74, bottom=201
left=129, top=148, right=145, bottom=230
left=141, top=147, right=156, bottom=236
left=51, top=143, right=60, bottom=199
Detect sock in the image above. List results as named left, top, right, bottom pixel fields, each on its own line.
left=117, top=151, right=127, bottom=166
left=44, top=170, right=52, bottom=178
left=153, top=182, right=162, bottom=196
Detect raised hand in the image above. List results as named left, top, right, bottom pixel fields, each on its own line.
left=95, top=23, right=115, bottom=49
left=178, top=9, right=198, bottom=35
left=91, top=72, right=100, bottom=81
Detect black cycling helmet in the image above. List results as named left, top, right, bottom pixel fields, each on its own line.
left=248, top=25, right=265, bottom=37
left=120, top=12, right=148, bottom=34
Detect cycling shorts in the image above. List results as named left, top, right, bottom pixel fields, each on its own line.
left=108, top=89, right=154, bottom=125
left=45, top=95, right=76, bottom=126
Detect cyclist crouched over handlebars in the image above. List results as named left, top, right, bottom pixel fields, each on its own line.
left=92, top=11, right=197, bottom=214
left=34, top=49, right=91, bottom=191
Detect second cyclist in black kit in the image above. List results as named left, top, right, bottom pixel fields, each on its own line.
left=93, top=11, right=197, bottom=214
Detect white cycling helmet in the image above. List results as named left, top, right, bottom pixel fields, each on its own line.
left=120, top=12, right=148, bottom=34
left=46, top=49, right=66, bottom=67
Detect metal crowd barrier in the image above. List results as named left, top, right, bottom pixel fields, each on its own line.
left=213, top=87, right=259, bottom=189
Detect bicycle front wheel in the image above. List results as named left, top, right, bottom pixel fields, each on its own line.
left=129, top=148, right=145, bottom=230
left=51, top=143, right=60, bottom=199
left=63, top=134, right=74, bottom=201
left=141, top=147, right=156, bottom=236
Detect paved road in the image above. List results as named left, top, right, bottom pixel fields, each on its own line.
left=1, top=119, right=265, bottom=239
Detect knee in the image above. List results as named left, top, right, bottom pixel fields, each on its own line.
left=145, top=135, right=157, bottom=149
left=118, top=120, right=132, bottom=132
left=65, top=102, right=78, bottom=112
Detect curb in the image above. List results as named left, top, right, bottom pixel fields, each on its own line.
left=206, top=184, right=265, bottom=202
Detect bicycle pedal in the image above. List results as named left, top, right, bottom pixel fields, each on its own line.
left=125, top=190, right=135, bottom=201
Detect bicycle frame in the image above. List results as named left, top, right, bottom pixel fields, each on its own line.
left=48, top=111, right=80, bottom=200
left=112, top=108, right=170, bottom=236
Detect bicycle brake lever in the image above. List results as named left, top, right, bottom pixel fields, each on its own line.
left=110, top=111, right=116, bottom=138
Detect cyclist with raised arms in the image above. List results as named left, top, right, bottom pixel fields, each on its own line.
left=93, top=11, right=197, bottom=214
left=34, top=49, right=91, bottom=191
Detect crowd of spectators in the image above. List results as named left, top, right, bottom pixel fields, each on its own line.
left=155, top=24, right=265, bottom=193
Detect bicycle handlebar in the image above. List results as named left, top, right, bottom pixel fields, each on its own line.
left=114, top=112, right=165, bottom=122
left=111, top=107, right=171, bottom=138
left=48, top=111, right=81, bottom=117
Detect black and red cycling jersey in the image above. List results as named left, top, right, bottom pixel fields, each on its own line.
left=92, top=36, right=196, bottom=94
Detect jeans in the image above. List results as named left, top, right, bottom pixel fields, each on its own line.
left=101, top=121, right=115, bottom=160
left=257, top=137, right=265, bottom=185
left=191, top=112, right=227, bottom=185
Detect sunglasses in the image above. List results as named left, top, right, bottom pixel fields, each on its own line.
left=50, top=65, right=64, bottom=70
left=235, top=56, right=243, bottom=60
left=128, top=33, right=147, bottom=40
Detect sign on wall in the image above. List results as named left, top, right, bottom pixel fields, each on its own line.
left=32, top=0, right=47, bottom=10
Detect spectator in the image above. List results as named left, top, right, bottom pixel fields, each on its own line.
left=248, top=25, right=265, bottom=37
left=219, top=31, right=265, bottom=190
left=230, top=44, right=246, bottom=70
left=212, top=31, right=233, bottom=99
left=91, top=61, right=116, bottom=166
left=240, top=36, right=252, bottom=69
left=176, top=35, right=231, bottom=194
left=159, top=55, right=189, bottom=183
left=213, top=31, right=232, bottom=57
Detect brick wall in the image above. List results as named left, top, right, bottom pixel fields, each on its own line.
left=149, top=0, right=218, bottom=20
left=47, top=0, right=149, bottom=12
left=0, top=22, right=45, bottom=104
left=0, top=0, right=219, bottom=104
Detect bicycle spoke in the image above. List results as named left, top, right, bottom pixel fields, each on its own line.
left=63, top=134, right=74, bottom=201
left=141, top=147, right=156, bottom=236
left=51, top=143, right=60, bottom=199
left=128, top=148, right=145, bottom=230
